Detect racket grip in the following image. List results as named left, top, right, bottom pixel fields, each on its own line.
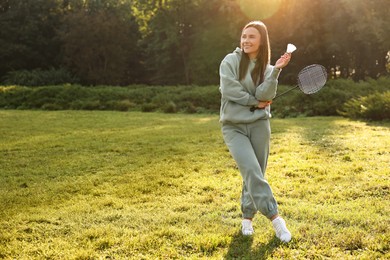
left=250, top=106, right=265, bottom=112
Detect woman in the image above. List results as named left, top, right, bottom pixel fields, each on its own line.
left=219, top=21, right=291, bottom=242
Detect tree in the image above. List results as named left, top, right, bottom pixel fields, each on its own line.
left=141, top=0, right=245, bottom=85
left=0, top=0, right=10, bottom=13
left=141, top=0, right=199, bottom=85
left=188, top=0, right=246, bottom=85
left=0, top=0, right=63, bottom=81
left=262, top=0, right=389, bottom=82
left=59, top=0, right=143, bottom=85
left=341, top=0, right=390, bottom=80
left=1, top=0, right=388, bottom=85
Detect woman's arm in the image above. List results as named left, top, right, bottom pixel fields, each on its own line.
left=255, top=67, right=281, bottom=101
left=255, top=53, right=291, bottom=102
left=219, top=58, right=259, bottom=107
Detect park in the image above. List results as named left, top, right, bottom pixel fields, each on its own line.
left=0, top=0, right=389, bottom=259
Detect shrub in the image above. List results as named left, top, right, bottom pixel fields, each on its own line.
left=0, top=78, right=389, bottom=121
left=163, top=101, right=177, bottom=113
left=3, top=68, right=79, bottom=86
left=181, top=101, right=197, bottom=114
left=339, top=91, right=390, bottom=121
left=0, top=86, right=32, bottom=109
left=141, top=103, right=158, bottom=112
left=111, top=100, right=136, bottom=111
left=271, top=77, right=390, bottom=118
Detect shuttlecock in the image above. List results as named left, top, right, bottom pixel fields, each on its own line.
left=286, top=43, right=297, bottom=53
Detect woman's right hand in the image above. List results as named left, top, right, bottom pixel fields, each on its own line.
left=275, top=53, right=291, bottom=69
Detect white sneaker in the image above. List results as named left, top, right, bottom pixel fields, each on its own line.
left=241, top=219, right=254, bottom=236
left=272, top=217, right=291, bottom=242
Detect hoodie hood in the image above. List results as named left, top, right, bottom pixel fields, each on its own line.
left=233, top=47, right=243, bottom=56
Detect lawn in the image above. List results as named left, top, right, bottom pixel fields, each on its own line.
left=0, top=110, right=389, bottom=259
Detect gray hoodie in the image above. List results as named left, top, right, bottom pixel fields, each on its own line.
left=219, top=47, right=281, bottom=124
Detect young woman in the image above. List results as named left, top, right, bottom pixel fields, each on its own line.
left=219, top=21, right=292, bottom=242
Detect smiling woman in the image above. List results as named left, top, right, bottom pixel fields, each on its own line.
left=239, top=0, right=282, bottom=20
left=219, top=20, right=292, bottom=242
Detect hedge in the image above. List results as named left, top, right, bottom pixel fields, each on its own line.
left=0, top=77, right=389, bottom=121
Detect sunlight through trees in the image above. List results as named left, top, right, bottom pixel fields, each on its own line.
left=0, top=0, right=389, bottom=85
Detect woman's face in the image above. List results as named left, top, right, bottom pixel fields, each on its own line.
left=241, top=27, right=261, bottom=59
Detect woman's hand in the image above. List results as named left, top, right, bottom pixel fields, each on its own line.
left=258, top=100, right=272, bottom=108
left=274, top=53, right=291, bottom=69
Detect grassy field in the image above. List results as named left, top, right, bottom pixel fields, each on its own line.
left=0, top=110, right=389, bottom=259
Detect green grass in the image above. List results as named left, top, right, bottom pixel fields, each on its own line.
left=0, top=110, right=389, bottom=259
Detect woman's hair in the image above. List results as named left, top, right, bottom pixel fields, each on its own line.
left=239, top=21, right=271, bottom=85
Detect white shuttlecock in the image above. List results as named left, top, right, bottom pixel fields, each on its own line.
left=286, top=43, right=297, bottom=53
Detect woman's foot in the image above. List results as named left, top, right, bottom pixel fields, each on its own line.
left=272, top=216, right=291, bottom=242
left=241, top=219, right=254, bottom=236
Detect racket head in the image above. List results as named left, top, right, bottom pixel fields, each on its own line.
left=297, top=64, right=327, bottom=94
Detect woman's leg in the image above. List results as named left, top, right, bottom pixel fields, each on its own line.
left=248, top=120, right=292, bottom=242
left=222, top=123, right=278, bottom=220
left=222, top=121, right=291, bottom=241
left=248, top=119, right=270, bottom=178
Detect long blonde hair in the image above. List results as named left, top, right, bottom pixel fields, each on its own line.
left=239, top=21, right=271, bottom=85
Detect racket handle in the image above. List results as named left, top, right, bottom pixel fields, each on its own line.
left=250, top=106, right=265, bottom=112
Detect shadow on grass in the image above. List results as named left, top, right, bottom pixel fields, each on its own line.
left=225, top=230, right=280, bottom=259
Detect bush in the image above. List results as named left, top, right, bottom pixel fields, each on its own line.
left=3, top=68, right=79, bottom=86
left=339, top=91, right=390, bottom=121
left=0, top=86, right=31, bottom=109
left=163, top=101, right=177, bottom=113
left=271, top=77, right=390, bottom=118
left=111, top=100, right=136, bottom=111
left=141, top=103, right=158, bottom=112
left=181, top=101, right=197, bottom=114
left=0, top=78, right=389, bottom=121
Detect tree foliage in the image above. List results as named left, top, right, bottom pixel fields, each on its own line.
left=0, top=0, right=62, bottom=77
left=60, top=0, right=144, bottom=85
left=60, top=6, right=142, bottom=85
left=0, top=0, right=389, bottom=85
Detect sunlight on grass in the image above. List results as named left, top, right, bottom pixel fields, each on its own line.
left=0, top=111, right=389, bottom=259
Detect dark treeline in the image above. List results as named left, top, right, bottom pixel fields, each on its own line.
left=1, top=0, right=389, bottom=86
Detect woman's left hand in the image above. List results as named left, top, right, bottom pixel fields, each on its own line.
left=258, top=101, right=272, bottom=108
left=274, top=53, right=291, bottom=69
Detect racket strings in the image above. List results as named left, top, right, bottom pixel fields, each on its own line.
left=298, top=65, right=327, bottom=94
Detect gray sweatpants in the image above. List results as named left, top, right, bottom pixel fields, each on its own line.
left=222, top=119, right=278, bottom=219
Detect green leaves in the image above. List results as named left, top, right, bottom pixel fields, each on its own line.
left=340, top=91, right=390, bottom=121
left=0, top=0, right=389, bottom=85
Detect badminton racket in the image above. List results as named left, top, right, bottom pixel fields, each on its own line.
left=250, top=64, right=327, bottom=111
